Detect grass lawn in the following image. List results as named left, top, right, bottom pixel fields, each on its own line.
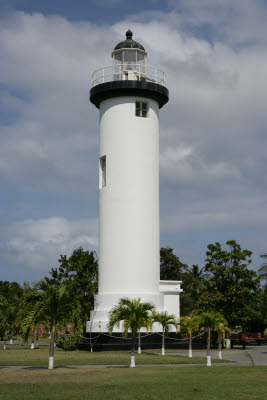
left=0, top=366, right=266, bottom=400
left=0, top=345, right=230, bottom=366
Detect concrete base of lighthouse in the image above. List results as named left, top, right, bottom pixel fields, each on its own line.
left=86, top=280, right=183, bottom=334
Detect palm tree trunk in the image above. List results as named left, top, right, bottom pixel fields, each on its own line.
left=48, top=324, right=55, bottom=369
left=31, top=332, right=35, bottom=349
left=36, top=331, right=39, bottom=347
left=4, top=338, right=6, bottom=350
left=130, top=335, right=136, bottom=368
left=218, top=340, right=222, bottom=359
left=207, top=329, right=211, bottom=366
left=225, top=330, right=231, bottom=349
left=162, top=329, right=165, bottom=355
left=189, top=332, right=192, bottom=357
left=138, top=329, right=141, bottom=354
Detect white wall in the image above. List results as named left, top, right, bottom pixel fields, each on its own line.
left=98, top=96, right=160, bottom=295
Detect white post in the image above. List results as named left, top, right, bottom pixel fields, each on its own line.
left=207, top=356, right=211, bottom=366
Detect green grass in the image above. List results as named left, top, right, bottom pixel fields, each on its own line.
left=0, top=366, right=266, bottom=400
left=0, top=346, right=230, bottom=366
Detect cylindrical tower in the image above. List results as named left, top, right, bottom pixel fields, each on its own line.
left=88, top=30, right=169, bottom=332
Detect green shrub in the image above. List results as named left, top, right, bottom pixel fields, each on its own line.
left=263, top=328, right=267, bottom=341
left=58, top=333, right=79, bottom=351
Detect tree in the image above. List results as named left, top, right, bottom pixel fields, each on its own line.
left=22, top=279, right=80, bottom=369
left=180, top=315, right=200, bottom=358
left=187, top=265, right=207, bottom=300
left=107, top=298, right=155, bottom=368
left=0, top=294, right=18, bottom=349
left=0, top=295, right=8, bottom=349
left=0, top=281, right=23, bottom=340
left=257, top=254, right=267, bottom=330
left=49, top=248, right=98, bottom=335
left=197, top=240, right=261, bottom=330
left=160, top=248, right=188, bottom=280
left=258, top=254, right=267, bottom=286
left=152, top=312, right=176, bottom=356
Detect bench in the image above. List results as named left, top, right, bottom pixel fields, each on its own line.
left=230, top=332, right=264, bottom=349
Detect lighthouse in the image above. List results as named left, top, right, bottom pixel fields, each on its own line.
left=87, top=31, right=182, bottom=333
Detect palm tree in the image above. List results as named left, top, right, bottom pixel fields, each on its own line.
left=21, top=279, right=79, bottom=369
left=215, top=319, right=229, bottom=360
left=29, top=322, right=41, bottom=349
left=188, top=264, right=207, bottom=299
left=180, top=315, right=200, bottom=357
left=152, top=312, right=176, bottom=355
left=199, top=312, right=217, bottom=366
left=107, top=298, right=155, bottom=368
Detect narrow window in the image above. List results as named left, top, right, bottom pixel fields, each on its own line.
left=136, top=101, right=148, bottom=118
left=99, top=156, right=106, bottom=188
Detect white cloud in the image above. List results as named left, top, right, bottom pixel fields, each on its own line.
left=160, top=145, right=240, bottom=186
left=4, top=217, right=98, bottom=271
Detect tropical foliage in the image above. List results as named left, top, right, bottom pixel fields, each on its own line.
left=21, top=279, right=80, bottom=369
left=152, top=312, right=176, bottom=355
left=180, top=315, right=200, bottom=357
left=48, top=248, right=98, bottom=334
left=197, top=240, right=262, bottom=330
left=107, top=297, right=155, bottom=367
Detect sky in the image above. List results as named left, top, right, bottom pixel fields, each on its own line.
left=0, top=0, right=267, bottom=283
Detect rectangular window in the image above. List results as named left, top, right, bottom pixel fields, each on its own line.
left=136, top=101, right=148, bottom=118
left=99, top=156, right=106, bottom=188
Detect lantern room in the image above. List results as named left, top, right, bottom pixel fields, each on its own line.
left=111, top=30, right=147, bottom=80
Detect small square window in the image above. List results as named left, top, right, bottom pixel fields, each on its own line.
left=136, top=101, right=148, bottom=118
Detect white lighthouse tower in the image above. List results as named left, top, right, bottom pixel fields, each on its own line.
left=87, top=31, right=182, bottom=333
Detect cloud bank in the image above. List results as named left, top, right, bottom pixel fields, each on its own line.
left=0, top=2, right=267, bottom=278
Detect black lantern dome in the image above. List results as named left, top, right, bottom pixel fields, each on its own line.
left=114, top=30, right=145, bottom=51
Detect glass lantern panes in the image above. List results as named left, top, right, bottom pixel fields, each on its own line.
left=114, top=53, right=123, bottom=80
left=136, top=101, right=148, bottom=118
left=137, top=51, right=145, bottom=74
left=112, top=49, right=146, bottom=80
left=123, top=50, right=137, bottom=70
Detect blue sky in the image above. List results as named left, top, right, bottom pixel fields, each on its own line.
left=1, top=0, right=267, bottom=283
left=0, top=0, right=170, bottom=23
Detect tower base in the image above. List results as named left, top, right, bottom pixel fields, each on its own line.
left=86, top=281, right=183, bottom=333
left=87, top=292, right=165, bottom=333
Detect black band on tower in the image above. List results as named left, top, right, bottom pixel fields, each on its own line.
left=90, top=80, right=169, bottom=109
